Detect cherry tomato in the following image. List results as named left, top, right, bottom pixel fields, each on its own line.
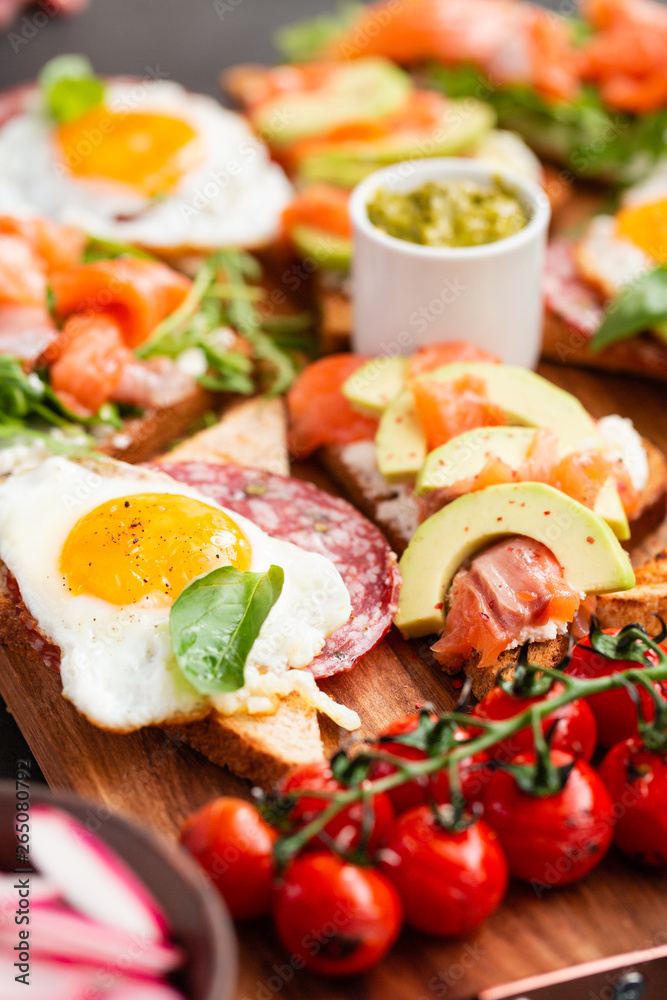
left=180, top=797, right=277, bottom=920
left=368, top=714, right=490, bottom=814
left=483, top=751, right=614, bottom=887
left=273, top=852, right=403, bottom=976
left=472, top=682, right=597, bottom=762
left=567, top=629, right=667, bottom=747
left=277, top=761, right=394, bottom=852
left=380, top=807, right=508, bottom=936
left=598, top=737, right=667, bottom=866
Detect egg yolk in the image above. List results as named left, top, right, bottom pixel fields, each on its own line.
left=616, top=199, right=667, bottom=262
left=60, top=493, right=252, bottom=607
left=56, top=107, right=200, bottom=197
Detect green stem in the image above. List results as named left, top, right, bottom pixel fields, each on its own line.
left=273, top=654, right=667, bottom=866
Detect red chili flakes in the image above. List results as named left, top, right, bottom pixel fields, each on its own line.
left=544, top=511, right=551, bottom=515
left=434, top=602, right=444, bottom=610
left=586, top=536, right=595, bottom=544
left=496, top=516, right=503, bottom=522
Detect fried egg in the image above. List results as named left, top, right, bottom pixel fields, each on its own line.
left=0, top=80, right=293, bottom=251
left=0, top=457, right=355, bottom=731
left=575, top=164, right=667, bottom=299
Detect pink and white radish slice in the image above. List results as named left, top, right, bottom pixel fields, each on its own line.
left=0, top=903, right=182, bottom=976
left=29, top=806, right=169, bottom=941
left=0, top=873, right=61, bottom=935
left=0, top=873, right=60, bottom=907
left=0, top=953, right=98, bottom=1000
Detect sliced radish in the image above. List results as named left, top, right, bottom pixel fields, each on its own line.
left=105, top=980, right=188, bottom=999
left=0, top=953, right=98, bottom=1000
left=29, top=806, right=169, bottom=941
left=0, top=903, right=182, bottom=977
left=0, top=873, right=61, bottom=933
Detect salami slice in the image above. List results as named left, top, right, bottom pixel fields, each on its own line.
left=155, top=462, right=400, bottom=678
left=544, top=240, right=605, bottom=338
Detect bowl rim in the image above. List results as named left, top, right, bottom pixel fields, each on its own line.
left=0, top=781, right=238, bottom=1000
left=349, top=156, right=551, bottom=260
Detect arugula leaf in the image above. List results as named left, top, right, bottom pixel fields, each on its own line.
left=83, top=237, right=158, bottom=263
left=216, top=249, right=298, bottom=395
left=274, top=2, right=362, bottom=62
left=139, top=249, right=299, bottom=396
left=0, top=356, right=119, bottom=433
left=590, top=265, right=667, bottom=352
left=170, top=564, right=284, bottom=695
left=39, top=55, right=105, bottom=125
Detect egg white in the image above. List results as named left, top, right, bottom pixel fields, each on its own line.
left=0, top=80, right=293, bottom=251
left=0, top=457, right=352, bottom=731
left=575, top=214, right=653, bottom=299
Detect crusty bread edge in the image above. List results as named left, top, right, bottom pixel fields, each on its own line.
left=542, top=309, right=667, bottom=381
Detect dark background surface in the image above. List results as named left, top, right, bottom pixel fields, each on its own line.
left=1, top=0, right=567, bottom=95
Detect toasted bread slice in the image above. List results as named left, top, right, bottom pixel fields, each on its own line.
left=461, top=635, right=571, bottom=701
left=167, top=692, right=323, bottom=789
left=157, top=396, right=289, bottom=475
left=596, top=550, right=667, bottom=634
left=542, top=310, right=667, bottom=382
left=102, top=384, right=220, bottom=465
left=0, top=398, right=325, bottom=789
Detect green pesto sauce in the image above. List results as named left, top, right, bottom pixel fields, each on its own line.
left=366, top=179, right=529, bottom=248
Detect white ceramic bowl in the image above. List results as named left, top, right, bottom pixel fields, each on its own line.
left=349, top=157, right=551, bottom=367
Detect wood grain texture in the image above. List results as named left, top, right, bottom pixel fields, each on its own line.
left=2, top=365, right=667, bottom=1000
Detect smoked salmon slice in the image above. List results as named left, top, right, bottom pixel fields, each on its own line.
left=0, top=304, right=59, bottom=368
left=580, top=0, right=667, bottom=112
left=282, top=184, right=352, bottom=239
left=50, top=312, right=132, bottom=414
left=419, top=429, right=616, bottom=515
left=0, top=216, right=84, bottom=273
left=411, top=374, right=506, bottom=452
left=326, top=0, right=580, bottom=101
left=0, top=234, right=47, bottom=307
left=431, top=536, right=582, bottom=670
left=408, top=342, right=499, bottom=377
left=287, top=353, right=379, bottom=457
left=49, top=258, right=192, bottom=348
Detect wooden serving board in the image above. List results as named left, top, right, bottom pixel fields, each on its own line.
left=2, top=362, right=667, bottom=1000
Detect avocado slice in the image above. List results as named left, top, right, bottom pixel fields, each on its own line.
left=374, top=361, right=601, bottom=484
left=395, top=482, right=635, bottom=638
left=297, top=100, right=495, bottom=188
left=290, top=225, right=351, bottom=273
left=416, top=425, right=630, bottom=540
left=418, top=364, right=603, bottom=455
left=253, top=58, right=411, bottom=147
left=416, top=427, right=536, bottom=496
left=375, top=388, right=427, bottom=483
left=342, top=356, right=408, bottom=416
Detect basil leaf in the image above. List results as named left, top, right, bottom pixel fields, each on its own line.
left=590, top=265, right=667, bottom=352
left=170, top=564, right=284, bottom=694
left=39, top=55, right=105, bottom=125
